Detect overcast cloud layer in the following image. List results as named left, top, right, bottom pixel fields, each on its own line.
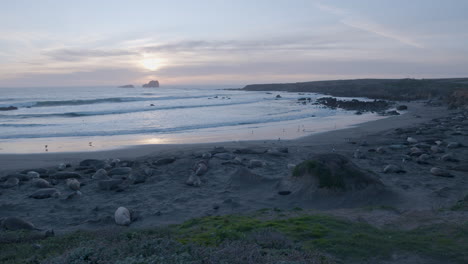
left=1, top=0, right=467, bottom=87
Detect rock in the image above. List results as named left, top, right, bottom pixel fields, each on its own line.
left=29, top=188, right=60, bottom=199
left=383, top=165, right=405, bottom=174
left=92, top=169, right=109, bottom=180
left=1, top=217, right=37, bottom=231
left=21, top=168, right=47, bottom=175
left=79, top=159, right=107, bottom=169
left=389, top=144, right=407, bottom=150
left=353, top=149, right=365, bottom=159
left=417, top=154, right=431, bottom=164
left=409, top=147, right=424, bottom=156
left=114, top=207, right=132, bottom=226
left=194, top=161, right=208, bottom=176
left=441, top=153, right=458, bottom=162
left=1, top=173, right=29, bottom=182
left=447, top=142, right=461, bottom=149
left=153, top=157, right=176, bottom=166
left=108, top=167, right=132, bottom=176
left=66, top=178, right=80, bottom=191
left=430, top=167, right=453, bottom=177
left=57, top=163, right=67, bottom=171
left=27, top=171, right=40, bottom=179
left=376, top=146, right=387, bottom=154
left=2, top=177, right=19, bottom=188
left=451, top=164, right=468, bottom=172
left=186, top=174, right=201, bottom=187
left=386, top=110, right=400, bottom=115
left=118, top=84, right=134, bottom=88
left=233, top=148, right=265, bottom=154
left=201, top=152, right=212, bottom=159
left=98, top=179, right=124, bottom=191
left=51, top=172, right=81, bottom=179
left=0, top=106, right=18, bottom=111
left=142, top=80, right=160, bottom=88
left=249, top=159, right=265, bottom=168
left=266, top=147, right=288, bottom=156
left=430, top=146, right=444, bottom=153
left=64, top=191, right=82, bottom=200
left=129, top=172, right=146, bottom=184
left=214, top=153, right=235, bottom=160
left=396, top=105, right=408, bottom=110
left=32, top=178, right=52, bottom=188
left=275, top=94, right=282, bottom=98
left=407, top=137, right=418, bottom=144
left=211, top=146, right=227, bottom=154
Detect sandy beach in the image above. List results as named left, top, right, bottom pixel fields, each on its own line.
left=1, top=101, right=467, bottom=236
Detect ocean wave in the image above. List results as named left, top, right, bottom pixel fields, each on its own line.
left=0, top=123, right=54, bottom=127
left=0, top=112, right=321, bottom=139
left=0, top=100, right=261, bottom=119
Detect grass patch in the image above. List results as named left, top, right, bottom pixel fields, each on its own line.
left=1, top=213, right=467, bottom=263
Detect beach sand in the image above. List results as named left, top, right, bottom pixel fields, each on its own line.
left=0, top=101, right=467, bottom=234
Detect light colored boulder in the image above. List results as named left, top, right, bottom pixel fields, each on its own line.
left=114, top=207, right=131, bottom=226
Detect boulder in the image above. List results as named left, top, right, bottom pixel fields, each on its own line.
left=79, top=159, right=107, bottom=169
left=29, top=188, right=60, bottom=199
left=66, top=178, right=80, bottom=191
left=441, top=153, right=458, bottom=162
left=142, top=80, right=159, bottom=88
left=1, top=217, right=37, bottom=231
left=118, top=84, right=134, bottom=88
left=249, top=159, right=265, bottom=168
left=396, top=105, right=408, bottom=110
left=51, top=172, right=81, bottom=179
left=32, top=178, right=52, bottom=188
left=430, top=167, right=453, bottom=177
left=129, top=172, right=146, bottom=184
left=92, top=169, right=109, bottom=180
left=153, top=157, right=176, bottom=166
left=114, top=207, right=131, bottom=226
left=213, top=153, right=235, bottom=160
left=1, top=177, right=19, bottom=188
left=186, top=174, right=201, bottom=187
left=98, top=179, right=124, bottom=191
left=383, top=165, right=405, bottom=173
left=27, top=171, right=40, bottom=179
left=108, top=167, right=132, bottom=176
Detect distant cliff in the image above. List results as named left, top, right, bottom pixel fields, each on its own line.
left=142, top=80, right=160, bottom=88
left=243, top=78, right=468, bottom=107
left=118, top=84, right=134, bottom=88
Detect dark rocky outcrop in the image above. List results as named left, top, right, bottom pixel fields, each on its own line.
left=316, top=97, right=390, bottom=112
left=118, top=84, right=134, bottom=88
left=0, top=106, right=18, bottom=111
left=142, top=80, right=160, bottom=88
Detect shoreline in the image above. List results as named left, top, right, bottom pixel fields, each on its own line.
left=0, top=101, right=443, bottom=172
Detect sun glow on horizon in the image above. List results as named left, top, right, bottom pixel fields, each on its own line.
left=140, top=56, right=165, bottom=71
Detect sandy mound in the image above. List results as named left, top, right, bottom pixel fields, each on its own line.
left=228, top=167, right=276, bottom=190
left=278, top=153, right=392, bottom=207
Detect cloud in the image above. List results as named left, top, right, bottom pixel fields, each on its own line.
left=43, top=48, right=138, bottom=61
left=315, top=2, right=424, bottom=48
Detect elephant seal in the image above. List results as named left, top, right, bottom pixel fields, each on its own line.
left=0, top=217, right=40, bottom=231
left=29, top=188, right=60, bottom=199
left=66, top=178, right=80, bottom=191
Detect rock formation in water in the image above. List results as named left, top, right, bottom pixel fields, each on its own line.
left=142, top=80, right=160, bottom=88
left=118, top=84, right=134, bottom=88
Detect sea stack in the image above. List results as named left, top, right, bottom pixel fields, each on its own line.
left=118, top=84, right=134, bottom=88
left=142, top=80, right=160, bottom=88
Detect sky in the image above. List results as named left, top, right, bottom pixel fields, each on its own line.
left=0, top=0, right=467, bottom=87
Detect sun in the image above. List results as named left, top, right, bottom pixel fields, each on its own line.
left=141, top=57, right=163, bottom=71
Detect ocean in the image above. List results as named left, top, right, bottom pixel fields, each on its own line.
left=0, top=85, right=385, bottom=153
